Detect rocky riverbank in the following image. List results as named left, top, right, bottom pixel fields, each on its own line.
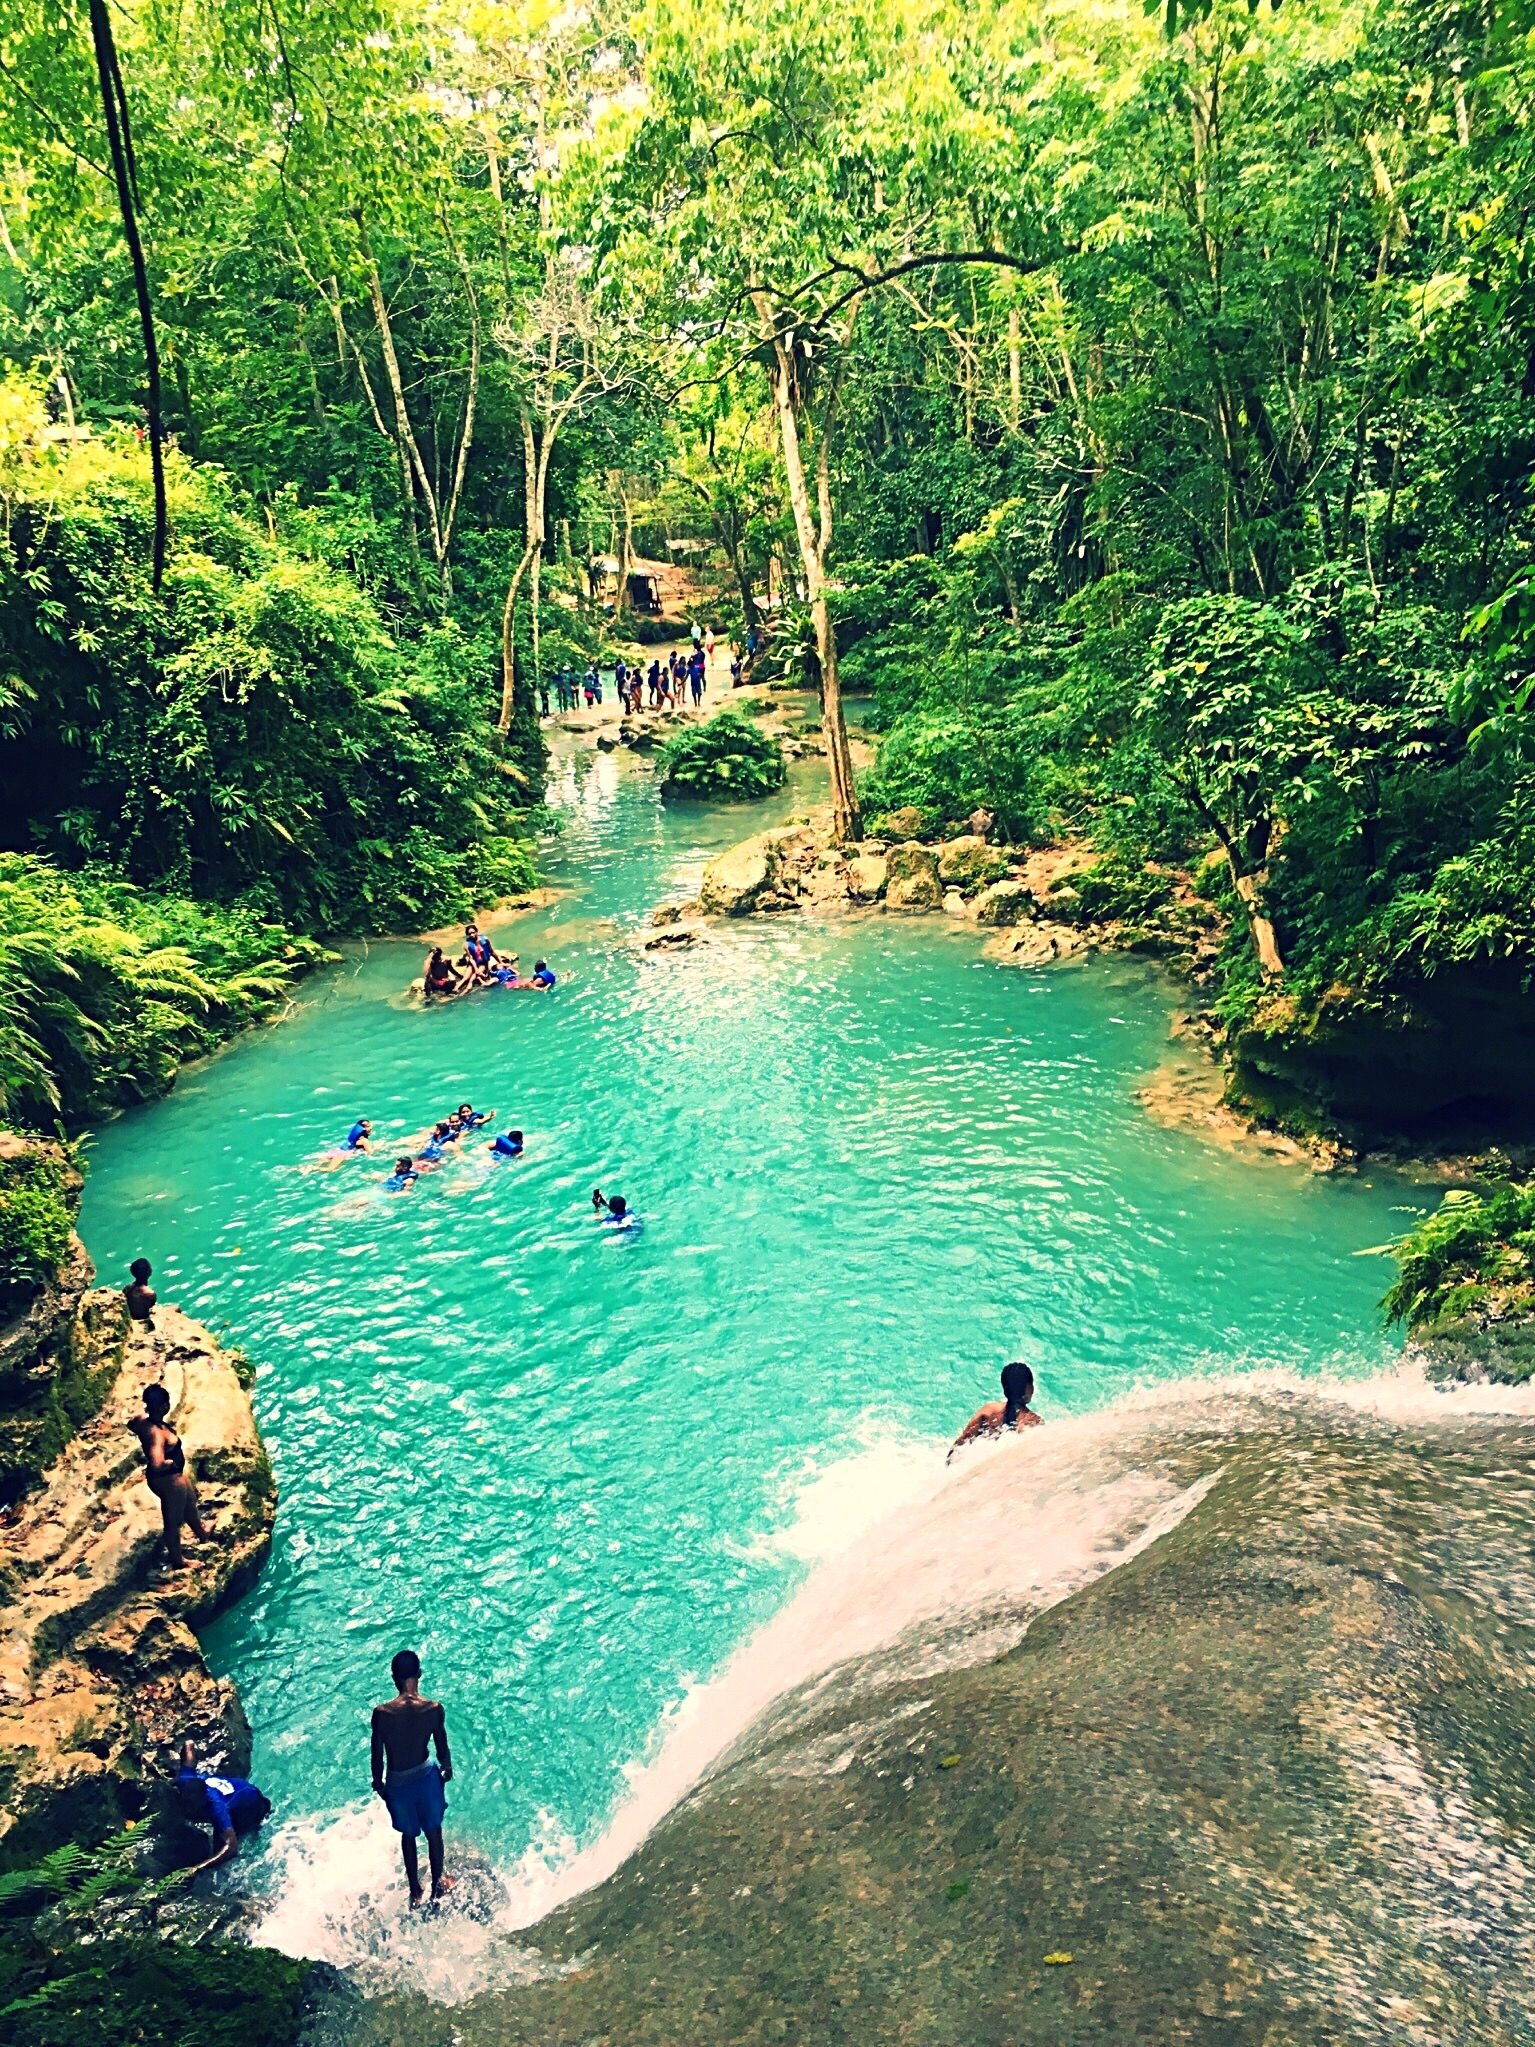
left=0, top=1239, right=275, bottom=1867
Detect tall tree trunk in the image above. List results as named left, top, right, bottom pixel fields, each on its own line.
left=755, top=299, right=861, bottom=842
left=89, top=0, right=166, bottom=588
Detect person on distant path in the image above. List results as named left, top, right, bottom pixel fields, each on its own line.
left=690, top=652, right=705, bottom=706
left=130, top=1384, right=210, bottom=1570
left=948, top=1362, right=1042, bottom=1462
left=124, top=1257, right=157, bottom=1329
left=730, top=651, right=743, bottom=689
left=384, top=1155, right=419, bottom=1193
left=372, top=1648, right=454, bottom=1907
left=690, top=619, right=702, bottom=651
left=489, top=1128, right=524, bottom=1157
left=704, top=625, right=715, bottom=663
left=178, top=1741, right=271, bottom=1874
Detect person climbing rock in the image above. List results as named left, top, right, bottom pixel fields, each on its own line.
left=178, top=1741, right=271, bottom=1873
left=948, top=1361, right=1042, bottom=1461
left=371, top=1648, right=454, bottom=1907
left=129, top=1383, right=211, bottom=1568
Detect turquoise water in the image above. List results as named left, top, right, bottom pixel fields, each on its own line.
left=80, top=742, right=1420, bottom=1888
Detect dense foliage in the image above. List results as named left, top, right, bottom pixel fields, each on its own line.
left=1382, top=1184, right=1535, bottom=1332
left=0, top=1835, right=310, bottom=2047
left=657, top=711, right=787, bottom=802
left=0, top=1137, right=72, bottom=1311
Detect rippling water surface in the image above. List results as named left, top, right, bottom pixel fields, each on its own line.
left=79, top=742, right=1421, bottom=1921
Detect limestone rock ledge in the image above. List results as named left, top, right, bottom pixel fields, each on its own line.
left=0, top=1290, right=274, bottom=1867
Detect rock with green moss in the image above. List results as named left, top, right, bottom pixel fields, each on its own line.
left=1383, top=1182, right=1535, bottom=1383
left=936, top=835, right=1007, bottom=891
left=884, top=841, right=942, bottom=912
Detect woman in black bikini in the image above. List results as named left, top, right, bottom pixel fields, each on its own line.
left=130, top=1384, right=210, bottom=1569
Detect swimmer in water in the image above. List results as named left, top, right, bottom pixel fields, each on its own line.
left=417, top=1122, right=454, bottom=1166
left=343, top=1118, right=373, bottom=1154
left=457, top=1103, right=494, bottom=1129
left=593, top=1189, right=639, bottom=1230
left=948, top=1362, right=1042, bottom=1461
left=529, top=959, right=556, bottom=989
left=384, top=1155, right=419, bottom=1193
left=489, top=1129, right=524, bottom=1157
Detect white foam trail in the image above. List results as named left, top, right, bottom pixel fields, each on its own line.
left=245, top=1361, right=1535, bottom=1995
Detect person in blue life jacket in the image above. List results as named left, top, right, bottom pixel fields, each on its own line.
left=343, top=1118, right=373, bottom=1154
left=489, top=1128, right=524, bottom=1157
left=418, top=1122, right=453, bottom=1165
left=592, top=1187, right=639, bottom=1231
left=178, top=1741, right=271, bottom=1874
left=372, top=1648, right=454, bottom=1907
left=690, top=653, right=705, bottom=706
left=494, top=955, right=523, bottom=986
left=456, top=1102, right=494, bottom=1129
left=528, top=959, right=556, bottom=989
left=459, top=924, right=498, bottom=987
left=384, top=1155, right=419, bottom=1193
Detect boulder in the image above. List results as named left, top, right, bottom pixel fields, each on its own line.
left=973, top=879, right=1037, bottom=928
left=937, top=835, right=1007, bottom=890
left=699, top=836, right=775, bottom=916
left=876, top=805, right=928, bottom=842
left=595, top=731, right=619, bottom=752
left=885, top=841, right=943, bottom=913
left=942, top=889, right=969, bottom=918
left=845, top=852, right=888, bottom=903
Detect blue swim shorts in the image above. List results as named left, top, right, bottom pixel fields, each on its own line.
left=383, top=1761, right=446, bottom=1839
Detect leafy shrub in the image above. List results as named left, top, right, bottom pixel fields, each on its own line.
left=657, top=711, right=787, bottom=801
left=860, top=706, right=1061, bottom=843
left=0, top=855, right=328, bottom=1126
left=0, top=1835, right=311, bottom=2047
left=1381, top=1185, right=1535, bottom=1329
left=0, top=1144, right=73, bottom=1311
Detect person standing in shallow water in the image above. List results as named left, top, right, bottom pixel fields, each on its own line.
left=948, top=1361, right=1042, bottom=1461
left=372, top=1649, right=454, bottom=1907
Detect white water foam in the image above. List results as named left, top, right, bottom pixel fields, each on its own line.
left=245, top=1362, right=1535, bottom=1997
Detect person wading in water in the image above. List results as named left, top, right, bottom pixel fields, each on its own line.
left=129, top=1383, right=212, bottom=1568
left=948, top=1361, right=1042, bottom=1462
left=371, top=1649, right=455, bottom=1907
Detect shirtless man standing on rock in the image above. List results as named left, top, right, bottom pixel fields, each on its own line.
left=371, top=1649, right=455, bottom=1906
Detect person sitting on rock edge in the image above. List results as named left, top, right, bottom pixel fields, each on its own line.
left=178, top=1741, right=271, bottom=1874
left=124, top=1256, right=157, bottom=1329
left=948, top=1361, right=1042, bottom=1462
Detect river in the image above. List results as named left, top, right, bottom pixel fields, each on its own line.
left=78, top=736, right=1425, bottom=1990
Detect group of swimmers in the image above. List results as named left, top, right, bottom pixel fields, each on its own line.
left=423, top=923, right=557, bottom=1003
left=337, top=1103, right=522, bottom=1193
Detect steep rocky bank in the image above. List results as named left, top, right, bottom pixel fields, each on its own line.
left=0, top=1254, right=275, bottom=1867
